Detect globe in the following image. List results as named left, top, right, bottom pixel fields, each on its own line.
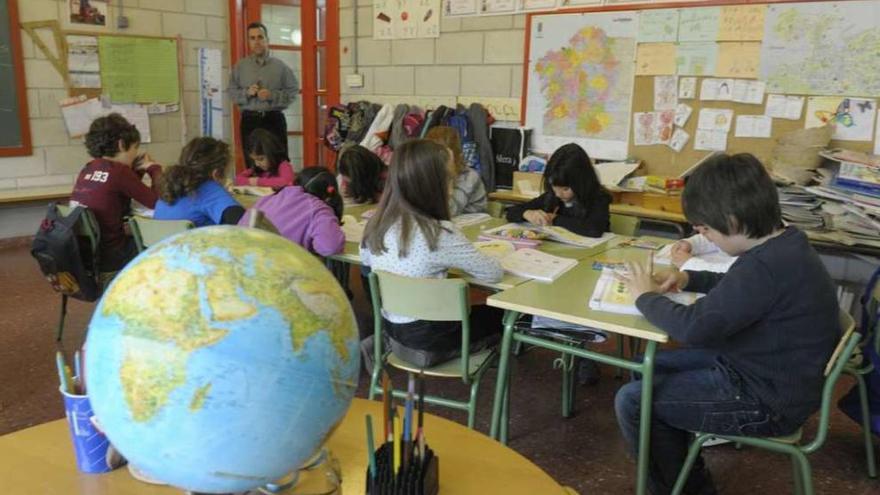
left=84, top=226, right=360, bottom=493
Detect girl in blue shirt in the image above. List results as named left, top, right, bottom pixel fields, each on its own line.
left=154, top=138, right=244, bottom=226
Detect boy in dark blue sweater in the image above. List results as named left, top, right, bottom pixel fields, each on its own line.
left=615, top=153, right=839, bottom=495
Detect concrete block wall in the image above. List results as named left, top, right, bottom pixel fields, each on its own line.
left=0, top=0, right=230, bottom=195
left=339, top=7, right=527, bottom=106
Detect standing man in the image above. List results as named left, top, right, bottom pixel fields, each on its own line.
left=229, top=22, right=299, bottom=166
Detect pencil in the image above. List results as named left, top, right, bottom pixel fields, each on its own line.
left=404, top=373, right=414, bottom=442
left=392, top=410, right=401, bottom=475
left=366, top=414, right=377, bottom=478
left=55, top=352, right=71, bottom=394
left=74, top=351, right=82, bottom=393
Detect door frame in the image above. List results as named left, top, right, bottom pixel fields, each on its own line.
left=228, top=0, right=339, bottom=170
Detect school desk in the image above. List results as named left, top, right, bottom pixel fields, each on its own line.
left=485, top=245, right=670, bottom=495
left=0, top=398, right=572, bottom=495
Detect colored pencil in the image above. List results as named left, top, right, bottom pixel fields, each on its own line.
left=55, top=351, right=71, bottom=394
left=73, top=350, right=82, bottom=393
left=404, top=373, right=414, bottom=442
left=366, top=414, right=377, bottom=478
left=392, top=410, right=401, bottom=475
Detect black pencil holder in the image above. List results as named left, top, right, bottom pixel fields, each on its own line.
left=365, top=441, right=439, bottom=495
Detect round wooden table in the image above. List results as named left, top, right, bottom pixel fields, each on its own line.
left=0, top=398, right=570, bottom=494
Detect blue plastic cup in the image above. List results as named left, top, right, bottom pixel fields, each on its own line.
left=60, top=387, right=115, bottom=474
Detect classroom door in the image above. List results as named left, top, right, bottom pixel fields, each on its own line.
left=233, top=0, right=339, bottom=169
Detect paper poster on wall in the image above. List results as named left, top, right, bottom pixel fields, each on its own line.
left=677, top=7, right=720, bottom=42
left=67, top=35, right=101, bottom=88
left=715, top=42, right=760, bottom=78
left=654, top=76, right=677, bottom=110
left=444, top=0, right=477, bottom=16
left=717, top=4, right=766, bottom=41
left=633, top=110, right=674, bottom=146
left=735, top=115, right=772, bottom=138
left=481, top=0, right=516, bottom=14
left=675, top=42, right=717, bottom=76
left=694, top=129, right=727, bottom=151
left=731, top=80, right=765, bottom=105
left=523, top=0, right=558, bottom=10
left=418, top=0, right=440, bottom=38
left=374, top=0, right=396, bottom=39
left=199, top=48, right=223, bottom=139
left=697, top=108, right=734, bottom=132
left=765, top=95, right=804, bottom=120
left=761, top=1, right=880, bottom=97
left=560, top=0, right=602, bottom=5
left=678, top=77, right=696, bottom=99
left=112, top=104, right=151, bottom=143
left=668, top=128, right=690, bottom=152
left=525, top=11, right=637, bottom=160
left=805, top=97, right=877, bottom=142
left=674, top=103, right=692, bottom=127
left=99, top=36, right=179, bottom=103
left=637, top=9, right=679, bottom=43
left=635, top=43, right=676, bottom=76
left=699, top=78, right=733, bottom=101
left=60, top=96, right=104, bottom=137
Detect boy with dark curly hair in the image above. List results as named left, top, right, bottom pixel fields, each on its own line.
left=70, top=113, right=163, bottom=271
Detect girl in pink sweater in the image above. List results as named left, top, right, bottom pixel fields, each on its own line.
left=235, top=128, right=295, bottom=188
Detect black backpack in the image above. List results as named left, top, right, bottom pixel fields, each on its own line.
left=31, top=203, right=101, bottom=302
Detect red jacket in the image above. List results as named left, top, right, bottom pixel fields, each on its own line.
left=71, top=158, right=162, bottom=255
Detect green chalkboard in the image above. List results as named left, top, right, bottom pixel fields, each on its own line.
left=0, top=0, right=31, bottom=155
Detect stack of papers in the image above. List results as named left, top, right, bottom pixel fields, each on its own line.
left=475, top=241, right=577, bottom=283
left=589, top=269, right=702, bottom=316
left=230, top=185, right=274, bottom=197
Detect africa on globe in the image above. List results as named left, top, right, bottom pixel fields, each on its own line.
left=84, top=226, right=360, bottom=493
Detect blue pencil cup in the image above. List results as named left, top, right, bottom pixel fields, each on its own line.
left=60, top=387, right=115, bottom=474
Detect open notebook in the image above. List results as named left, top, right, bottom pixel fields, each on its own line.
left=480, top=223, right=615, bottom=248
left=475, top=240, right=577, bottom=283
left=230, top=185, right=274, bottom=197
left=589, top=268, right=702, bottom=316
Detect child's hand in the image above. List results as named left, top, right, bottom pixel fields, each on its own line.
left=257, top=88, right=272, bottom=100
left=653, top=268, right=689, bottom=293
left=524, top=209, right=554, bottom=226
left=617, top=261, right=658, bottom=299
left=670, top=240, right=693, bottom=268
left=247, top=84, right=260, bottom=96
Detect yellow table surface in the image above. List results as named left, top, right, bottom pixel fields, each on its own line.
left=0, top=398, right=568, bottom=495
left=487, top=244, right=670, bottom=343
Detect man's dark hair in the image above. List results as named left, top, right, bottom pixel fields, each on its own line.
left=84, top=113, right=140, bottom=158
left=246, top=22, right=268, bottom=38
left=682, top=153, right=781, bottom=239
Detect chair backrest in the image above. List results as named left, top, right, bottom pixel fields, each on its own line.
left=486, top=200, right=505, bottom=219
left=247, top=208, right=280, bottom=235
left=371, top=270, right=469, bottom=322
left=129, top=216, right=194, bottom=252
left=610, top=214, right=641, bottom=236
left=806, top=310, right=860, bottom=454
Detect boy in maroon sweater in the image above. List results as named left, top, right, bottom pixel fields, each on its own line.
left=71, top=113, right=162, bottom=272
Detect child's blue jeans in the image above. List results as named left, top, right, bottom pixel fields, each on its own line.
left=614, top=348, right=787, bottom=495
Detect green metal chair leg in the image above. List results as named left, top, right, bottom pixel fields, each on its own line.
left=490, top=311, right=518, bottom=442
left=513, top=340, right=524, bottom=356
left=671, top=434, right=707, bottom=495
left=636, top=341, right=657, bottom=495
left=467, top=376, right=482, bottom=429
left=500, top=364, right=510, bottom=444
left=557, top=352, right=575, bottom=418
left=855, top=374, right=878, bottom=478
left=792, top=454, right=804, bottom=495
left=793, top=450, right=813, bottom=495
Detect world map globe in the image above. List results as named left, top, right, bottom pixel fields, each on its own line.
left=84, top=226, right=360, bottom=493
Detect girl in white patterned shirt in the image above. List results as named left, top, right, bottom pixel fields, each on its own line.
left=360, top=140, right=503, bottom=367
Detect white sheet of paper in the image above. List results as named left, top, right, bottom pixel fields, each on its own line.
left=678, top=77, right=697, bottom=99
left=667, top=128, right=690, bottom=152
left=60, top=97, right=104, bottom=137
left=110, top=104, right=152, bottom=143
left=731, top=79, right=765, bottom=105
left=697, top=108, right=734, bottom=132
left=674, top=103, right=693, bottom=127
left=765, top=94, right=804, bottom=120
left=694, top=129, right=728, bottom=151
left=654, top=75, right=678, bottom=110
left=735, top=115, right=772, bottom=138
left=699, top=78, right=734, bottom=101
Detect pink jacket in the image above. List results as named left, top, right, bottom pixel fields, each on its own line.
left=234, top=160, right=295, bottom=188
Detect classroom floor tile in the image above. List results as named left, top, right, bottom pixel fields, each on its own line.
left=1, top=243, right=877, bottom=494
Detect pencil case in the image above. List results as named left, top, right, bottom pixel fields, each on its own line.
left=365, top=441, right=439, bottom=495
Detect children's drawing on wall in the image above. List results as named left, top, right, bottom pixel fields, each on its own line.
left=634, top=110, right=674, bottom=146
left=805, top=96, right=877, bottom=142
left=70, top=0, right=107, bottom=27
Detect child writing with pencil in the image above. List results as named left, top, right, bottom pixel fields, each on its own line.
left=615, top=153, right=839, bottom=495
left=506, top=143, right=610, bottom=237
left=360, top=139, right=504, bottom=367
left=234, top=129, right=295, bottom=188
